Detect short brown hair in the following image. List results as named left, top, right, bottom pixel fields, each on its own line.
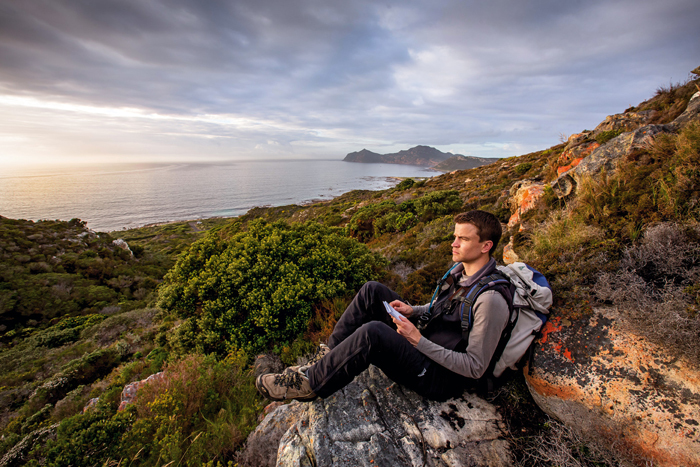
left=454, top=210, right=502, bottom=256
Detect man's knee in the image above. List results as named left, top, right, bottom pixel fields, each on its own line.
left=356, top=321, right=393, bottom=345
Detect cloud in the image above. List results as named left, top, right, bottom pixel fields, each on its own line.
left=0, top=0, right=698, bottom=164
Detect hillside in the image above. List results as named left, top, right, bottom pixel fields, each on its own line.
left=343, top=144, right=496, bottom=169
left=0, top=69, right=699, bottom=466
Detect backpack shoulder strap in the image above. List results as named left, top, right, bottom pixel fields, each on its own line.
left=458, top=272, right=513, bottom=340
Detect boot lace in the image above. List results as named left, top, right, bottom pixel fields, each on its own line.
left=306, top=345, right=328, bottom=366
left=273, top=371, right=304, bottom=390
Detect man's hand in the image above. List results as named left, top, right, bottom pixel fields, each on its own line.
left=392, top=314, right=422, bottom=347
left=389, top=300, right=413, bottom=317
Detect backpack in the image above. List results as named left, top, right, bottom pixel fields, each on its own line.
left=456, top=262, right=552, bottom=379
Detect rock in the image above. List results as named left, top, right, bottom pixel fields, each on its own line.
left=0, top=424, right=59, bottom=467
left=667, top=90, right=700, bottom=130
left=112, top=238, right=133, bottom=257
left=526, top=309, right=700, bottom=467
left=556, top=140, right=600, bottom=175
left=551, top=124, right=667, bottom=197
left=117, top=372, right=164, bottom=411
left=507, top=181, right=545, bottom=229
left=82, top=397, right=100, bottom=413
left=501, top=237, right=520, bottom=265
left=238, top=401, right=308, bottom=467
left=238, top=366, right=511, bottom=467
left=592, top=110, right=657, bottom=134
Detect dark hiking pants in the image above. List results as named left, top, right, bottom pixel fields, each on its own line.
left=306, top=281, right=467, bottom=401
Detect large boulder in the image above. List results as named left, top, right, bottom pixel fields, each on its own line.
left=238, top=366, right=512, bottom=467
left=526, top=309, right=700, bottom=467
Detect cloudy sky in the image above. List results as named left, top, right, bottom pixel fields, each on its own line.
left=0, top=0, right=698, bottom=166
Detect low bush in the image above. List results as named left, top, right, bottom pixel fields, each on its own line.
left=158, top=220, right=385, bottom=357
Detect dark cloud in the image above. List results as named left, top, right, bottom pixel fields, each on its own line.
left=0, top=0, right=698, bottom=162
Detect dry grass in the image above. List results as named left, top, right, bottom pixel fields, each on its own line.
left=596, top=222, right=700, bottom=364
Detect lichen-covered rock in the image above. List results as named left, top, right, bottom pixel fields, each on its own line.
left=507, top=181, right=545, bottom=229
left=240, top=366, right=511, bottom=467
left=592, top=110, right=657, bottom=134
left=551, top=124, right=667, bottom=197
left=526, top=308, right=700, bottom=467
left=552, top=91, right=700, bottom=198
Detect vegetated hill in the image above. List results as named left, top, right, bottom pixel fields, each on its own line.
left=343, top=144, right=496, bottom=169
left=431, top=154, right=500, bottom=172
left=1, top=70, right=698, bottom=467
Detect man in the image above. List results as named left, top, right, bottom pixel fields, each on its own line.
left=256, top=210, right=510, bottom=402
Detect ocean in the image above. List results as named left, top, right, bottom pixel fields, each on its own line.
left=0, top=160, right=435, bottom=232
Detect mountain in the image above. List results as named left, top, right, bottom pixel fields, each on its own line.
left=343, top=145, right=495, bottom=169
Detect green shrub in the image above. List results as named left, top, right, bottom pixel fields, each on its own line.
left=514, top=162, right=532, bottom=175
left=158, top=220, right=385, bottom=357
left=395, top=178, right=415, bottom=191
left=346, top=200, right=399, bottom=241
left=594, top=129, right=623, bottom=145
left=414, top=190, right=463, bottom=221
left=373, top=211, right=418, bottom=236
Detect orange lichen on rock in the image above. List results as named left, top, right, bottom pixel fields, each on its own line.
left=538, top=316, right=562, bottom=344
left=507, top=182, right=545, bottom=228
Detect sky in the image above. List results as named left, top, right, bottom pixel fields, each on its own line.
left=0, top=0, right=698, bottom=166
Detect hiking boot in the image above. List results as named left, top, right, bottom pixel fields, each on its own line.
left=285, top=343, right=331, bottom=375
left=255, top=369, right=317, bottom=401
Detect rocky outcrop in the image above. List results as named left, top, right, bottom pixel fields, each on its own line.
left=551, top=124, right=667, bottom=197
left=117, top=372, right=164, bottom=411
left=526, top=309, right=700, bottom=467
left=238, top=366, right=511, bottom=467
left=507, top=181, right=545, bottom=229
left=551, top=90, right=700, bottom=198
left=667, top=90, right=700, bottom=130
left=112, top=238, right=133, bottom=257
left=592, top=110, right=657, bottom=134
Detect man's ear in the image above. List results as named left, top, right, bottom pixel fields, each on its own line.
left=481, top=240, right=493, bottom=254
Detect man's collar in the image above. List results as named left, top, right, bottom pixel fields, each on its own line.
left=455, top=257, right=496, bottom=287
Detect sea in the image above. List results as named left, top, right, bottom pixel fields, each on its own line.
left=0, top=160, right=435, bottom=232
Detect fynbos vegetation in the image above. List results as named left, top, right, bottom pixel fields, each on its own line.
left=0, top=71, right=698, bottom=466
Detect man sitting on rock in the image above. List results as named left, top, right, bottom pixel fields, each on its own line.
left=255, top=210, right=510, bottom=402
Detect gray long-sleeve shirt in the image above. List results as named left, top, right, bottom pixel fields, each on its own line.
left=412, top=260, right=510, bottom=379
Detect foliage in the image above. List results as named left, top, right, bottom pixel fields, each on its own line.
left=413, top=189, right=463, bottom=221
left=25, top=354, right=258, bottom=467
left=0, top=218, right=169, bottom=335
left=576, top=122, right=700, bottom=239
left=596, top=223, right=700, bottom=364
left=514, top=162, right=533, bottom=175
left=158, top=220, right=385, bottom=357
left=122, top=353, right=260, bottom=466
left=395, top=178, right=415, bottom=190
left=594, top=129, right=623, bottom=145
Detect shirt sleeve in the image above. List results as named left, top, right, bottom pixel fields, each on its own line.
left=415, top=290, right=510, bottom=379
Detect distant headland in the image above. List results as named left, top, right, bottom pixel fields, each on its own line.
left=342, top=145, right=499, bottom=172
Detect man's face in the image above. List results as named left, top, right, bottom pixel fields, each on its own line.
left=451, top=222, right=492, bottom=264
